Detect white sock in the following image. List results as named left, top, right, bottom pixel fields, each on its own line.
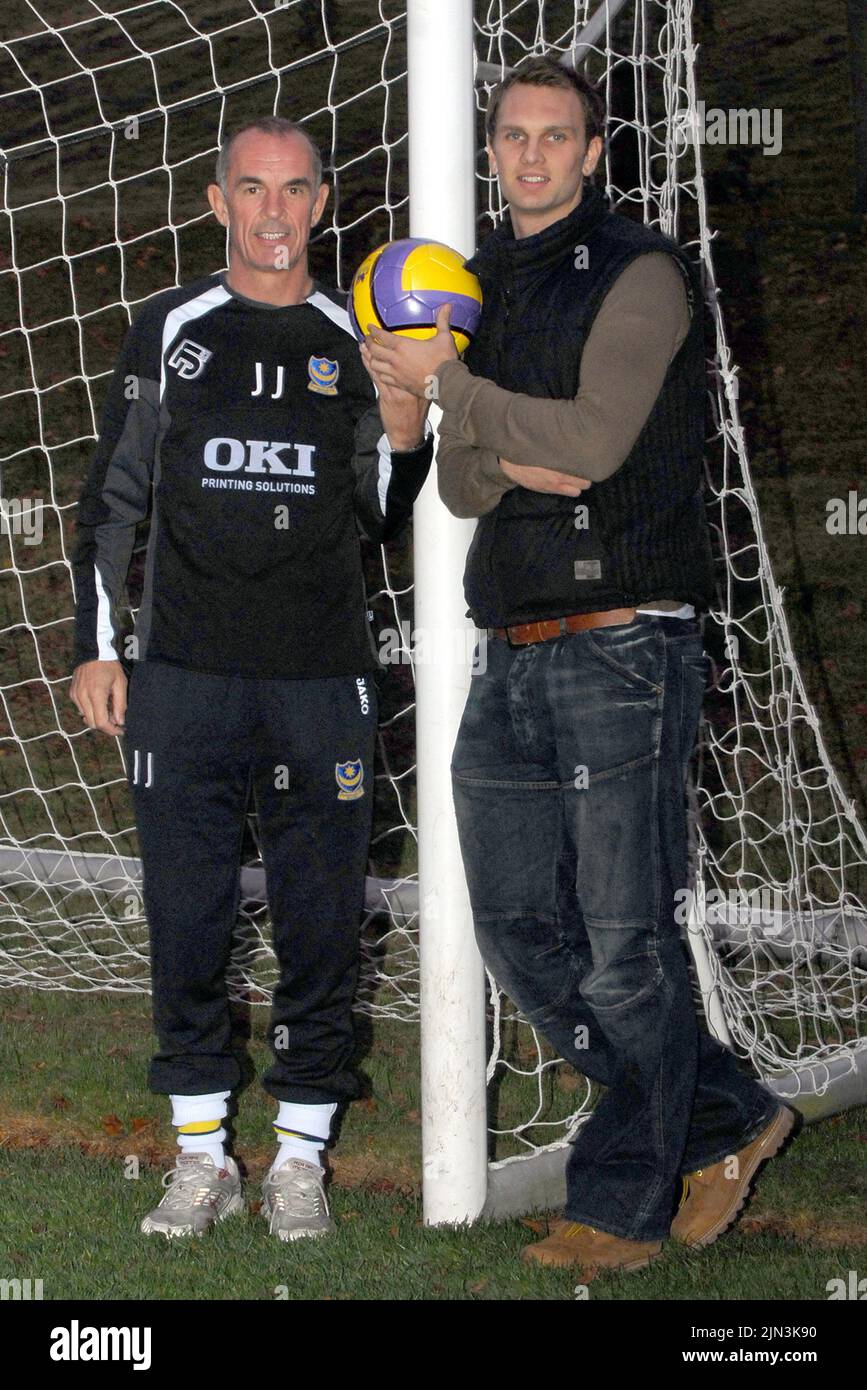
left=270, top=1101, right=337, bottom=1175
left=170, top=1090, right=231, bottom=1169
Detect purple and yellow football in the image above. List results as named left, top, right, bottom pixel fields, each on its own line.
left=348, top=238, right=482, bottom=354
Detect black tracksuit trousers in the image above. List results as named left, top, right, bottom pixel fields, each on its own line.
left=124, top=660, right=377, bottom=1103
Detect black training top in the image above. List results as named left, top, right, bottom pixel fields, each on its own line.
left=72, top=273, right=433, bottom=679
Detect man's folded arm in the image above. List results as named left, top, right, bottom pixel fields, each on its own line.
left=435, top=411, right=516, bottom=518
left=435, top=251, right=691, bottom=486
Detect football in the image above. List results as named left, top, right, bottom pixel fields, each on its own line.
left=348, top=237, right=483, bottom=354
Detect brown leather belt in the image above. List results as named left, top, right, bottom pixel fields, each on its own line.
left=489, top=607, right=637, bottom=646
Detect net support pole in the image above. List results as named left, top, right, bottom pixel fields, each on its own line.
left=408, top=0, right=488, bottom=1225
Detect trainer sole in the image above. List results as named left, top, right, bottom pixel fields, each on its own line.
left=140, top=1189, right=246, bottom=1239
left=261, top=1207, right=335, bottom=1242
left=272, top=1224, right=334, bottom=1243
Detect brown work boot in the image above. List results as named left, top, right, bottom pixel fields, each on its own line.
left=521, top=1219, right=663, bottom=1273
left=671, top=1104, right=797, bottom=1248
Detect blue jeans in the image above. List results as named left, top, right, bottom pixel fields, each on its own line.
left=451, top=613, right=778, bottom=1242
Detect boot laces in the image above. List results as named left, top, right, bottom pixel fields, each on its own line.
left=159, top=1158, right=226, bottom=1209
left=266, top=1167, right=324, bottom=1217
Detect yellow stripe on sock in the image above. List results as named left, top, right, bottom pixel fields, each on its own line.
left=177, top=1120, right=221, bottom=1135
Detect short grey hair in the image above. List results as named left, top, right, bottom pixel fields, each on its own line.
left=215, top=117, right=324, bottom=194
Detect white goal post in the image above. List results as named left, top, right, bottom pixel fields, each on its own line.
left=408, top=0, right=489, bottom=1225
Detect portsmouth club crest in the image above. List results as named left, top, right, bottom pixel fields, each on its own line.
left=335, top=758, right=364, bottom=801
left=308, top=354, right=339, bottom=395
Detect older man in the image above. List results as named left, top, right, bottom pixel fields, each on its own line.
left=71, top=116, right=432, bottom=1241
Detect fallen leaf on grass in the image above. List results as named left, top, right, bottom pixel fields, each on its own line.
left=101, top=1114, right=124, bottom=1135
left=363, top=1177, right=395, bottom=1195
left=520, top=1216, right=547, bottom=1234
left=556, top=1071, right=583, bottom=1093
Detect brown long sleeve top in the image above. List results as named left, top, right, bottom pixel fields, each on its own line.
left=435, top=251, right=695, bottom=614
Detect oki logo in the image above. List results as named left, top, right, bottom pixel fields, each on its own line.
left=203, top=438, right=316, bottom=477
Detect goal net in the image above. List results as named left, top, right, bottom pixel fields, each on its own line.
left=1, top=0, right=865, bottom=1216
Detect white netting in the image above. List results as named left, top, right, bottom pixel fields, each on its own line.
left=0, top=0, right=420, bottom=1017
left=1, top=1, right=865, bottom=1179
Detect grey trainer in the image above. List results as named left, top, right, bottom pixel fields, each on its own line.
left=140, top=1152, right=244, bottom=1238
left=261, top=1157, right=334, bottom=1242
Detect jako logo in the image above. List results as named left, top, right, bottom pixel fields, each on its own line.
left=204, top=438, right=316, bottom=477
left=356, top=677, right=369, bottom=714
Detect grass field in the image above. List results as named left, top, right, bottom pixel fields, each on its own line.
left=1, top=1140, right=864, bottom=1304
left=0, top=987, right=864, bottom=1301
left=1, top=0, right=866, bottom=1305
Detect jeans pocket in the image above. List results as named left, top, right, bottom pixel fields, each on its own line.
left=583, top=627, right=664, bottom=694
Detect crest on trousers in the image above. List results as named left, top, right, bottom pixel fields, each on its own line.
left=335, top=759, right=364, bottom=800
left=308, top=355, right=339, bottom=395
